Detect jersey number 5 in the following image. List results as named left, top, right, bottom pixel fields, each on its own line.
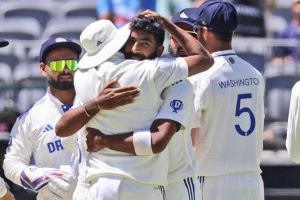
left=235, top=93, right=256, bottom=136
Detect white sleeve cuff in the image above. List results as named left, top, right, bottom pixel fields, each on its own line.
left=133, top=130, right=153, bottom=155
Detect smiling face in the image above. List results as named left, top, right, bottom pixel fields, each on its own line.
left=40, top=47, right=78, bottom=91
left=123, top=29, right=164, bottom=60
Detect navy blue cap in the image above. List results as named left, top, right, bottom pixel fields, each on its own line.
left=190, top=0, right=238, bottom=34
left=171, top=8, right=196, bottom=26
left=39, top=37, right=82, bottom=62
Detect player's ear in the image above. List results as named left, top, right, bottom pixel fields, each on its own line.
left=40, top=62, right=47, bottom=77
left=156, top=45, right=164, bottom=57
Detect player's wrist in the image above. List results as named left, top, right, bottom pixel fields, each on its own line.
left=100, top=133, right=109, bottom=148
left=133, top=129, right=153, bottom=155
left=84, top=99, right=101, bottom=118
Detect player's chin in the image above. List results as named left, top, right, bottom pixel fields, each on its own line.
left=58, top=81, right=75, bottom=90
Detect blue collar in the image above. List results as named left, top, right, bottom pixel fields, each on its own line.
left=61, top=103, right=73, bottom=112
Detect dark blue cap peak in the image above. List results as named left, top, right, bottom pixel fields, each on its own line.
left=171, top=8, right=196, bottom=27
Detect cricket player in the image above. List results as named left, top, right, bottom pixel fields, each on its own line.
left=187, top=1, right=265, bottom=199
left=0, top=36, right=15, bottom=200
left=82, top=14, right=201, bottom=200
left=3, top=38, right=82, bottom=200
left=162, top=10, right=201, bottom=200
left=56, top=10, right=213, bottom=200
left=286, top=81, right=300, bottom=163
left=2, top=38, right=138, bottom=200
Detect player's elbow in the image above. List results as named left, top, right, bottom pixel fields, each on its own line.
left=55, top=123, right=68, bottom=137
left=189, top=54, right=214, bottom=76
left=202, top=54, right=214, bottom=70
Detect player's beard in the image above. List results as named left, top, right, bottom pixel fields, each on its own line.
left=125, top=51, right=157, bottom=60
left=48, top=73, right=74, bottom=91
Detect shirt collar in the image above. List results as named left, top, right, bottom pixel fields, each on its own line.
left=211, top=50, right=236, bottom=58
left=46, top=90, right=73, bottom=113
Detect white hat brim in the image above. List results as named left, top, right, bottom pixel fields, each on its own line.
left=78, top=23, right=131, bottom=69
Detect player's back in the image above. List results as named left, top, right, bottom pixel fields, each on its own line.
left=189, top=50, right=265, bottom=176
left=74, top=53, right=188, bottom=185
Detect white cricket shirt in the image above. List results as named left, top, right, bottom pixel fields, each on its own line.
left=3, top=92, right=78, bottom=186
left=286, top=81, right=300, bottom=162
left=74, top=53, right=188, bottom=186
left=156, top=80, right=196, bottom=183
left=189, top=50, right=265, bottom=176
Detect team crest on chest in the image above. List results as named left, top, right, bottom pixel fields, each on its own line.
left=170, top=99, right=183, bottom=113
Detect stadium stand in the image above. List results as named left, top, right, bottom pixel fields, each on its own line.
left=58, top=0, right=98, bottom=19
left=0, top=18, right=41, bottom=40
left=13, top=62, right=47, bottom=112
left=263, top=74, right=300, bottom=150
left=42, top=17, right=96, bottom=42
left=237, top=52, right=266, bottom=73
left=0, top=0, right=55, bottom=29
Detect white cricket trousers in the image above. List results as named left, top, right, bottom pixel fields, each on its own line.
left=73, top=176, right=165, bottom=200
left=166, top=176, right=200, bottom=200
left=73, top=181, right=90, bottom=200
left=198, top=172, right=264, bottom=200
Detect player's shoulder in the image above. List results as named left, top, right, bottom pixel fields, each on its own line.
left=156, top=56, right=182, bottom=66
left=17, top=95, right=47, bottom=120
left=163, top=79, right=192, bottom=92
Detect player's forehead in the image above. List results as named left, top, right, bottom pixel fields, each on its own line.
left=130, top=30, right=157, bottom=43
left=45, top=47, right=78, bottom=62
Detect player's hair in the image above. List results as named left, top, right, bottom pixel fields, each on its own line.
left=130, top=15, right=165, bottom=46
left=212, top=32, right=233, bottom=43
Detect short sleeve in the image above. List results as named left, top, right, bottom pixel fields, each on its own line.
left=153, top=57, right=188, bottom=91
left=156, top=80, right=195, bottom=129
left=189, top=74, right=210, bottom=128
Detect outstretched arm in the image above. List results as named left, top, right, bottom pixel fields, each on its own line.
left=141, top=10, right=214, bottom=76
left=56, top=79, right=140, bottom=137
left=86, top=119, right=178, bottom=154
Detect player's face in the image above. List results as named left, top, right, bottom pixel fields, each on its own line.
left=41, top=47, right=78, bottom=91
left=169, top=23, right=197, bottom=57
left=123, top=29, right=162, bottom=60
left=196, top=27, right=208, bottom=48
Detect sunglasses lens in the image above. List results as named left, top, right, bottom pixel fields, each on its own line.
left=48, top=60, right=78, bottom=71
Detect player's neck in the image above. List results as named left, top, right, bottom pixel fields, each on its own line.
left=207, top=42, right=232, bottom=54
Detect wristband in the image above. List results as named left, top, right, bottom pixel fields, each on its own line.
left=133, top=130, right=153, bottom=155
